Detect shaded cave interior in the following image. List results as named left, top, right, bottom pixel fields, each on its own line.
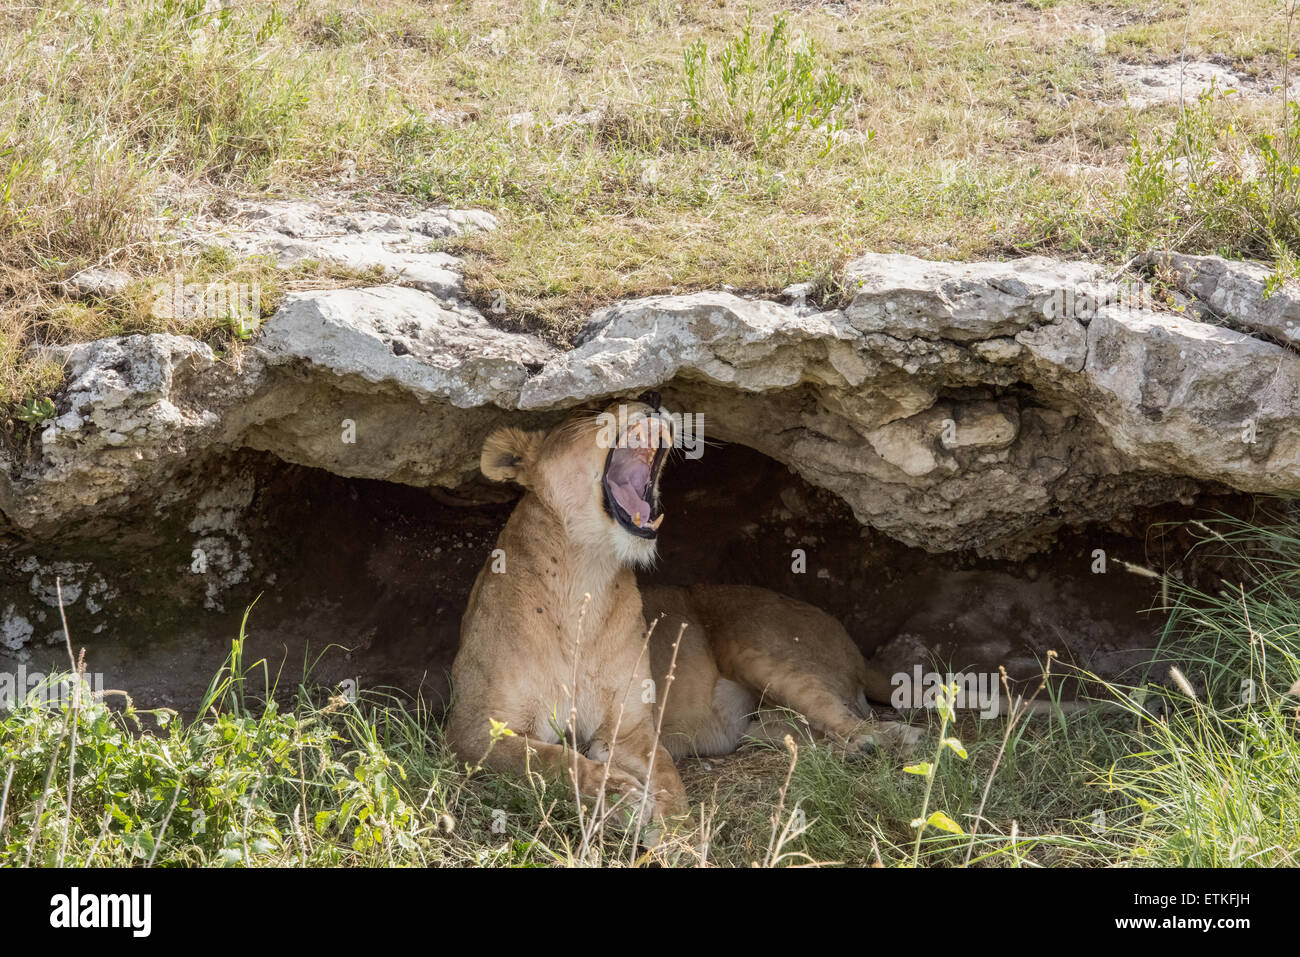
left=2, top=432, right=1258, bottom=718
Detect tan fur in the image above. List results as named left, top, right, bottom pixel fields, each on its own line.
left=449, top=402, right=687, bottom=822
left=643, top=584, right=922, bottom=760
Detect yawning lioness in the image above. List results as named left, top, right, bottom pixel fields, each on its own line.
left=448, top=396, right=920, bottom=823
left=448, top=397, right=688, bottom=820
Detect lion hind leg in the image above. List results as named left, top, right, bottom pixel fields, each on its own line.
left=727, top=648, right=922, bottom=754
left=740, top=705, right=920, bottom=757
left=662, top=677, right=757, bottom=761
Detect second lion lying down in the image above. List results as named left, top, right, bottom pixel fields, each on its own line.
left=448, top=398, right=919, bottom=822
left=643, top=584, right=921, bottom=761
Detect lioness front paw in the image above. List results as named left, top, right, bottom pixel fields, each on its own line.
left=590, top=766, right=644, bottom=802
left=863, top=720, right=923, bottom=751
left=606, top=780, right=687, bottom=827
left=840, top=720, right=922, bottom=756
left=649, top=784, right=689, bottom=819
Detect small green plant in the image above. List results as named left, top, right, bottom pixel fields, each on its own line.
left=905, top=681, right=968, bottom=866
left=682, top=14, right=851, bottom=155
left=13, top=395, right=55, bottom=425
left=1120, top=88, right=1300, bottom=275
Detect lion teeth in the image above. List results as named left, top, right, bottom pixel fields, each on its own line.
left=647, top=515, right=664, bottom=530
left=633, top=511, right=642, bottom=527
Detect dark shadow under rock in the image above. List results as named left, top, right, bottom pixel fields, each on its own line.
left=0, top=441, right=1260, bottom=716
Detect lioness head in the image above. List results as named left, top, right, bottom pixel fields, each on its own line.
left=481, top=395, right=674, bottom=567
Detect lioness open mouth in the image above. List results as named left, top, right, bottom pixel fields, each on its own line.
left=602, top=417, right=670, bottom=539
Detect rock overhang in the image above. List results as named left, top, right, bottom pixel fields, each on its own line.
left=3, top=201, right=1298, bottom=558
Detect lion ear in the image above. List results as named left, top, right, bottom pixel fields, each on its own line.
left=481, top=427, right=544, bottom=486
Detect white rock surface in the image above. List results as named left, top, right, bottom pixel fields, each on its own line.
left=63, top=267, right=132, bottom=300
left=521, top=292, right=862, bottom=407
left=261, top=286, right=554, bottom=409
left=1141, top=250, right=1300, bottom=344
left=6, top=202, right=1300, bottom=554
left=188, top=197, right=496, bottom=300
left=1113, top=61, right=1290, bottom=107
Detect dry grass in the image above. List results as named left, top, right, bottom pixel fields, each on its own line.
left=0, top=0, right=1295, bottom=412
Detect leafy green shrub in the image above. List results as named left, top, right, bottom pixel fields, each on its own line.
left=681, top=14, right=851, bottom=155
left=13, top=395, right=54, bottom=425
left=1119, top=88, right=1300, bottom=270
left=0, top=609, right=458, bottom=867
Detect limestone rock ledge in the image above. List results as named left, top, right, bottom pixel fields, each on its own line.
left=4, top=204, right=1299, bottom=562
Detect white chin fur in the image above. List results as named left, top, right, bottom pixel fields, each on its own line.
left=564, top=506, right=660, bottom=569
left=614, top=527, right=659, bottom=568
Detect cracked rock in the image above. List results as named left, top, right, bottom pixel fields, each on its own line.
left=5, top=220, right=1300, bottom=559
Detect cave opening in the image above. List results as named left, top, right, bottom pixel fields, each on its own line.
left=0, top=439, right=1261, bottom=715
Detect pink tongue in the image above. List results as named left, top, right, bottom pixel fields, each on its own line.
left=610, top=480, right=651, bottom=521
left=607, top=452, right=652, bottom=521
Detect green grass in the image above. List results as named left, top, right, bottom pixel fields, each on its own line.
left=1120, top=90, right=1300, bottom=278
left=4, top=510, right=1299, bottom=867
left=3, top=0, right=1300, bottom=416
left=1092, top=511, right=1300, bottom=866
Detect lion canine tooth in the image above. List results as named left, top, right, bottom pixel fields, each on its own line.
left=647, top=515, right=664, bottom=530
left=633, top=511, right=642, bottom=527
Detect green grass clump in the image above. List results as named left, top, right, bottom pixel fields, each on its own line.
left=5, top=508, right=1300, bottom=867
left=1120, top=89, right=1300, bottom=277
left=682, top=13, right=853, bottom=156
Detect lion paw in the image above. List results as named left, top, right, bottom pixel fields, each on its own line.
left=841, top=720, right=923, bottom=756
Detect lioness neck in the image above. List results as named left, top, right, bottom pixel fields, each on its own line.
left=503, top=493, right=638, bottom=623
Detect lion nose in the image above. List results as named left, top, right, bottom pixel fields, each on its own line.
left=657, top=414, right=675, bottom=448
left=628, top=414, right=673, bottom=451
